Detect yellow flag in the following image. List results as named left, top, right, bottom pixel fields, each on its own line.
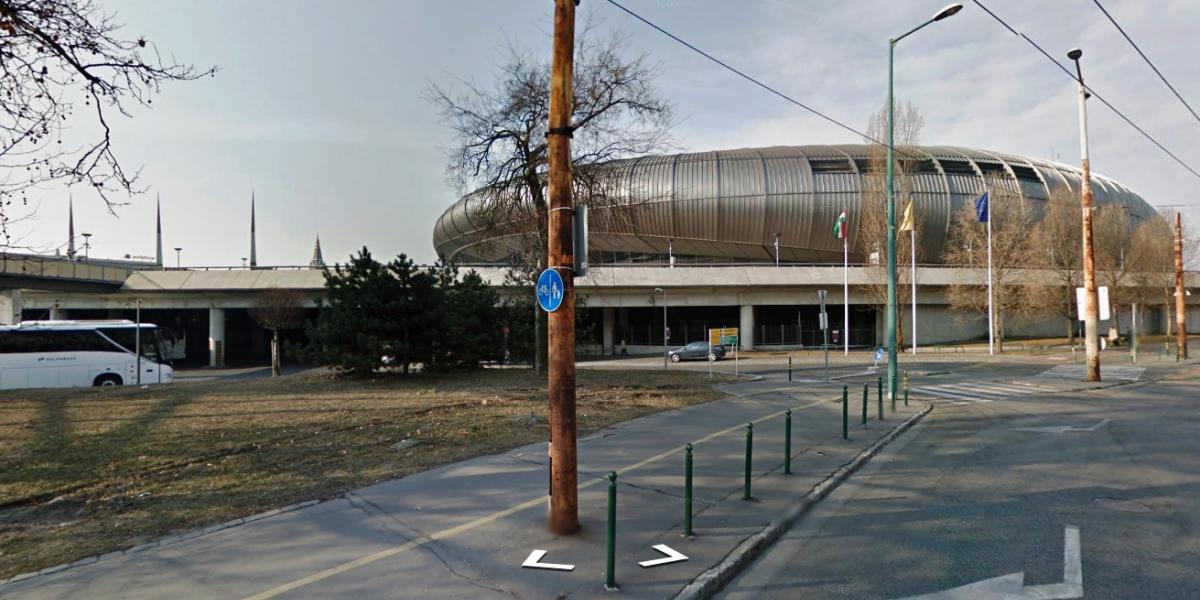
left=899, top=200, right=916, bottom=232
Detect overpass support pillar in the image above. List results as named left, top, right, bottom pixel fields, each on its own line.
left=0, top=290, right=21, bottom=325
left=208, top=307, right=226, bottom=367
left=602, top=307, right=615, bottom=355
left=49, top=305, right=66, bottom=320
left=739, top=305, right=755, bottom=351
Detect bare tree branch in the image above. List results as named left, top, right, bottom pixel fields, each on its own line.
left=0, top=0, right=216, bottom=246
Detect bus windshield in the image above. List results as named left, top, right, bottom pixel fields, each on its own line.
left=97, top=326, right=167, bottom=364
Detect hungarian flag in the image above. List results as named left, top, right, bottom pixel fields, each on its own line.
left=834, top=209, right=848, bottom=239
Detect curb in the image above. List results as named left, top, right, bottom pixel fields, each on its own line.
left=671, top=403, right=934, bottom=600
left=0, top=499, right=323, bottom=588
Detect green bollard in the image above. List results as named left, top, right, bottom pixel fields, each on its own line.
left=842, top=385, right=849, bottom=440
left=877, top=377, right=884, bottom=420
left=903, top=371, right=909, bottom=407
left=861, top=383, right=868, bottom=427
left=605, top=471, right=618, bottom=591
left=683, top=444, right=694, bottom=538
left=784, top=409, right=792, bottom=475
left=743, top=423, right=753, bottom=500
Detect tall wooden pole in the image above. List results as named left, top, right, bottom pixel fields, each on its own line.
left=1175, top=211, right=1187, bottom=360
left=546, top=0, right=579, bottom=535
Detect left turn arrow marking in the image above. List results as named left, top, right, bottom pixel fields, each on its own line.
left=521, top=549, right=575, bottom=571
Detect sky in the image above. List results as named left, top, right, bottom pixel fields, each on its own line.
left=12, top=0, right=1200, bottom=266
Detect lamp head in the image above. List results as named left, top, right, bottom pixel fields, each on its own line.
left=654, top=287, right=663, bottom=293
left=1067, top=48, right=1083, bottom=61
left=933, top=3, right=963, bottom=21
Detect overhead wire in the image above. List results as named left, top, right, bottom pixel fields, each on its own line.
left=1090, top=0, right=1200, bottom=126
left=971, top=0, right=1200, bottom=182
left=603, top=0, right=920, bottom=160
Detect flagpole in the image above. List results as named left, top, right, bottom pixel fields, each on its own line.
left=911, top=228, right=917, bottom=354
left=844, top=236, right=849, bottom=356
left=987, top=201, right=995, bottom=355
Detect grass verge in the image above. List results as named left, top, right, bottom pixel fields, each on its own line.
left=0, top=368, right=735, bottom=579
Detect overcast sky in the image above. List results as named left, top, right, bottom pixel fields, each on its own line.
left=14, top=0, right=1200, bottom=266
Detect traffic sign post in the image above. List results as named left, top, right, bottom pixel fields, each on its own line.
left=709, top=327, right=739, bottom=376
left=819, top=290, right=829, bottom=380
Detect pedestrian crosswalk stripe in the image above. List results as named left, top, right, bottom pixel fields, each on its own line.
left=913, top=381, right=1043, bottom=404
left=1039, top=364, right=1144, bottom=381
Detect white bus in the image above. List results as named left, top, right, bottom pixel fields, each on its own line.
left=0, top=320, right=175, bottom=390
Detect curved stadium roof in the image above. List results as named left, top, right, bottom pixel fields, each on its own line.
left=433, top=144, right=1156, bottom=264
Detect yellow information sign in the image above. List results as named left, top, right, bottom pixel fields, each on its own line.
left=709, top=327, right=739, bottom=346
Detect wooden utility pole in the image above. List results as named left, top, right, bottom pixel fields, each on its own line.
left=546, top=0, right=579, bottom=534
left=1175, top=211, right=1187, bottom=360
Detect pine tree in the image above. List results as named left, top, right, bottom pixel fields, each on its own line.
left=302, top=247, right=397, bottom=375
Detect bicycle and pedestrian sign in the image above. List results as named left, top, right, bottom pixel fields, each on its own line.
left=536, top=269, right=565, bottom=312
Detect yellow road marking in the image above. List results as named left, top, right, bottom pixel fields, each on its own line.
left=243, top=390, right=831, bottom=600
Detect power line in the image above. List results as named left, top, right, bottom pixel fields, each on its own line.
left=1091, top=0, right=1200, bottom=126
left=972, top=0, right=1200, bottom=182
left=604, top=0, right=910, bottom=156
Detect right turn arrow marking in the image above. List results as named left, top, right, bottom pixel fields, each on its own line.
left=638, top=544, right=689, bottom=568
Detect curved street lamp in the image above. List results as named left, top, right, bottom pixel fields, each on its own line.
left=885, top=4, right=962, bottom=402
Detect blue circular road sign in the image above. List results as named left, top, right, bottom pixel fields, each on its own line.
left=536, top=268, right=565, bottom=312
left=875, top=347, right=885, bottom=362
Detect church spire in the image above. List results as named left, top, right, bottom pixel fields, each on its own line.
left=67, top=196, right=76, bottom=260
left=309, top=235, right=325, bottom=269
left=249, top=191, right=258, bottom=268
left=155, top=193, right=163, bottom=266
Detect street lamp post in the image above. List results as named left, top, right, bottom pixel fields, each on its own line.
left=1068, top=48, right=1101, bottom=382
left=655, top=287, right=668, bottom=368
left=773, top=232, right=781, bottom=266
left=174, top=247, right=182, bottom=268
left=81, top=232, right=92, bottom=260
left=887, top=3, right=962, bottom=402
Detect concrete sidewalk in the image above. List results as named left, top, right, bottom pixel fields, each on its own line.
left=0, top=377, right=928, bottom=600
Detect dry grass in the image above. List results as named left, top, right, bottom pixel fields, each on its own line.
left=0, top=368, right=734, bottom=579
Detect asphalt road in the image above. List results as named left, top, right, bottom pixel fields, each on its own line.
left=718, top=362, right=1200, bottom=599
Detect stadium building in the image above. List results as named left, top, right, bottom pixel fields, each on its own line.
left=434, top=144, right=1168, bottom=354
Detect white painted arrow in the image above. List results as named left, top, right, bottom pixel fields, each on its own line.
left=520, top=549, right=575, bottom=571
left=899, top=526, right=1082, bottom=599
left=1012, top=419, right=1111, bottom=434
left=638, top=544, right=689, bottom=568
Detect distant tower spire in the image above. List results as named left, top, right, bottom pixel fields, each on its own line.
left=67, top=196, right=76, bottom=260
left=309, top=235, right=325, bottom=269
left=155, top=193, right=163, bottom=266
left=249, top=191, right=258, bottom=268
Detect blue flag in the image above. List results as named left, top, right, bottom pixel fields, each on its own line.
left=975, top=191, right=989, bottom=223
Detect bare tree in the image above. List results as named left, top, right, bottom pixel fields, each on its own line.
left=428, top=25, right=673, bottom=370
left=941, top=182, right=1037, bottom=352
left=860, top=99, right=923, bottom=348
left=250, top=288, right=306, bottom=376
left=0, top=0, right=215, bottom=245
left=1024, top=188, right=1082, bottom=342
left=1128, top=213, right=1174, bottom=340
left=1093, top=203, right=1136, bottom=338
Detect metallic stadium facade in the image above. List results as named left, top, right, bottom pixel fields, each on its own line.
left=433, top=144, right=1155, bottom=264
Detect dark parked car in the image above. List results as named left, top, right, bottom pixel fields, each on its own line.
left=667, top=341, right=725, bottom=362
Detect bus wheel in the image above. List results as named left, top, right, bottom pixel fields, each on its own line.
left=93, top=374, right=123, bottom=387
